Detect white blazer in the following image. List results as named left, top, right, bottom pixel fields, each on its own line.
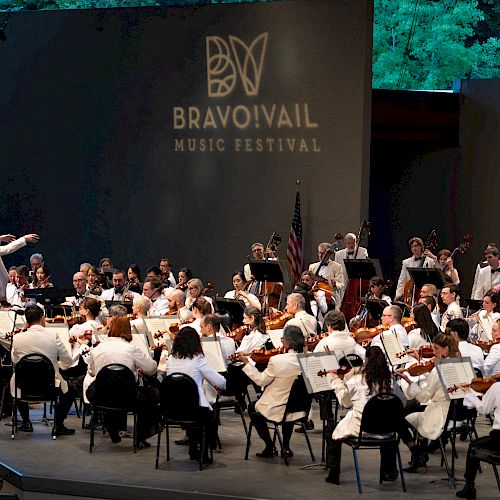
left=0, top=237, right=27, bottom=297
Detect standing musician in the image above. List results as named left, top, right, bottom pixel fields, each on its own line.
left=224, top=270, right=261, bottom=309
left=334, top=232, right=369, bottom=296
left=101, top=270, right=140, bottom=302
left=395, top=236, right=434, bottom=300
left=483, top=319, right=500, bottom=377
left=11, top=305, right=84, bottom=436
left=470, top=290, right=500, bottom=341
left=159, top=257, right=176, bottom=288
left=142, top=277, right=169, bottom=316
left=471, top=243, right=497, bottom=299
left=370, top=305, right=409, bottom=351
left=440, top=284, right=463, bottom=332
left=237, top=325, right=305, bottom=459
left=243, top=242, right=276, bottom=282
left=424, top=248, right=460, bottom=285
left=5, top=266, right=17, bottom=305
left=236, top=306, right=272, bottom=355
left=0, top=233, right=39, bottom=300
left=309, top=242, right=345, bottom=308
left=473, top=246, right=500, bottom=300
left=284, top=293, right=318, bottom=338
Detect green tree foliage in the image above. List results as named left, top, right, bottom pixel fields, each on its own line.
left=373, top=0, right=500, bottom=89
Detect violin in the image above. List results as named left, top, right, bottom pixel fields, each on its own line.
left=5, top=327, right=28, bottom=339
left=201, top=282, right=214, bottom=296
left=127, top=313, right=138, bottom=320
left=45, top=315, right=69, bottom=324
left=406, top=359, right=435, bottom=377
left=305, top=333, right=327, bottom=351
left=352, top=324, right=386, bottom=346
left=227, top=325, right=250, bottom=342
left=250, top=347, right=286, bottom=364
left=68, top=330, right=94, bottom=344
left=470, top=374, right=500, bottom=394
left=265, top=311, right=293, bottom=330
left=67, top=314, right=87, bottom=328
left=472, top=339, right=500, bottom=353
left=401, top=317, right=418, bottom=333
left=176, top=283, right=188, bottom=291
left=317, top=365, right=352, bottom=378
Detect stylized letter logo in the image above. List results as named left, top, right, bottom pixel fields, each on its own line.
left=206, top=33, right=268, bottom=98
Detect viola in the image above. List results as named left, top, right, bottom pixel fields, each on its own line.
left=352, top=324, right=386, bottom=346
left=401, top=317, right=418, bottom=333
left=250, top=347, right=286, bottom=364
left=227, top=325, right=250, bottom=342
left=265, top=311, right=293, bottom=330
left=406, top=359, right=435, bottom=377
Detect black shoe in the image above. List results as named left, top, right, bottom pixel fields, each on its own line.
left=381, top=470, right=399, bottom=481
left=404, top=453, right=428, bottom=473
left=201, top=454, right=213, bottom=465
left=106, top=428, right=121, bottom=443
left=137, top=440, right=151, bottom=450
left=280, top=448, right=294, bottom=458
left=256, top=447, right=278, bottom=458
left=459, top=425, right=470, bottom=441
left=175, top=435, right=189, bottom=445
left=17, top=421, right=33, bottom=432
left=325, top=469, right=340, bottom=485
left=456, top=483, right=476, bottom=499
left=52, top=425, right=75, bottom=436
left=295, top=420, right=314, bottom=433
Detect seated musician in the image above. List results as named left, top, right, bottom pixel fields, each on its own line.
left=308, top=242, right=344, bottom=307
left=224, top=270, right=261, bottom=309
left=10, top=265, right=31, bottom=308
left=236, top=306, right=272, bottom=354
left=186, top=278, right=213, bottom=311
left=142, top=277, right=169, bottom=316
left=167, top=326, right=226, bottom=463
left=180, top=297, right=212, bottom=335
left=473, top=246, right=500, bottom=300
left=237, top=325, right=305, bottom=459
left=126, top=264, right=143, bottom=294
left=300, top=270, right=329, bottom=319
left=176, top=267, right=193, bottom=292
left=370, top=305, right=409, bottom=350
left=31, top=264, right=53, bottom=288
left=424, top=248, right=460, bottom=285
left=448, top=318, right=484, bottom=373
left=470, top=290, right=500, bottom=341
left=86, top=265, right=104, bottom=295
left=101, top=269, right=140, bottom=302
left=440, top=284, right=463, bottom=331
left=130, top=295, right=155, bottom=355
left=85, top=315, right=158, bottom=448
left=167, top=289, right=186, bottom=315
left=29, top=252, right=44, bottom=274
left=418, top=294, right=441, bottom=330
left=159, top=257, right=176, bottom=288
left=284, top=293, right=318, bottom=338
left=483, top=319, right=500, bottom=377
left=11, top=305, right=83, bottom=436
left=314, top=310, right=365, bottom=360
left=408, top=303, right=438, bottom=347
left=456, top=381, right=500, bottom=499
left=395, top=236, right=434, bottom=301
left=368, top=276, right=391, bottom=304
left=99, top=257, right=113, bottom=270
left=201, top=313, right=236, bottom=361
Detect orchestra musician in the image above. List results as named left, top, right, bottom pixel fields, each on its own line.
left=71, top=272, right=92, bottom=305
left=101, top=270, right=140, bottom=302
left=200, top=313, right=236, bottom=362
left=126, top=264, right=143, bottom=294
left=418, top=294, right=441, bottom=329
left=159, top=258, right=176, bottom=288
left=370, top=305, right=409, bottom=351
left=167, top=289, right=186, bottom=314
left=142, top=277, right=169, bottom=316
left=5, top=266, right=18, bottom=305
left=284, top=293, right=318, bottom=338
left=440, top=284, right=463, bottom=332
left=176, top=267, right=193, bottom=291
left=395, top=237, right=434, bottom=300
left=130, top=295, right=155, bottom=355
left=10, top=265, right=31, bottom=308
left=80, top=262, right=92, bottom=274
left=167, top=326, right=226, bottom=463
left=334, top=233, right=369, bottom=298
left=308, top=242, right=344, bottom=307
left=471, top=243, right=497, bottom=299
left=367, top=276, right=391, bottom=304
left=86, top=265, right=104, bottom=295
left=299, top=270, right=329, bottom=322
left=0, top=233, right=39, bottom=300
left=185, top=278, right=213, bottom=310
left=408, top=303, right=438, bottom=347
left=99, top=257, right=113, bottom=270
left=180, top=297, right=211, bottom=335
left=243, top=242, right=268, bottom=281
left=473, top=246, right=500, bottom=300
left=29, top=252, right=44, bottom=275
left=224, top=270, right=261, bottom=309
left=11, top=305, right=84, bottom=436
left=236, top=306, right=271, bottom=354
left=31, top=264, right=53, bottom=288
left=470, top=290, right=500, bottom=341
left=424, top=248, right=460, bottom=285
left=237, top=325, right=305, bottom=459
left=447, top=318, right=484, bottom=373
left=483, top=319, right=500, bottom=377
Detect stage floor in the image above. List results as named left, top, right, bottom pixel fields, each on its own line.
left=0, top=404, right=498, bottom=500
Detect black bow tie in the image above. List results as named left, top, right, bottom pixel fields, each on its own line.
left=492, top=268, right=500, bottom=274
left=414, top=257, right=423, bottom=261
left=347, top=251, right=354, bottom=256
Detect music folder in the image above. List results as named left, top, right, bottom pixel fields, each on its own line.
left=380, top=330, right=409, bottom=366
left=201, top=337, right=227, bottom=373
left=407, top=267, right=446, bottom=290
left=297, top=352, right=339, bottom=394
left=435, top=357, right=475, bottom=401
left=24, top=287, right=75, bottom=305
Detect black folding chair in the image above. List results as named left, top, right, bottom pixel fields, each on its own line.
left=245, top=375, right=315, bottom=466
left=156, top=372, right=212, bottom=471
left=344, top=392, right=407, bottom=494
left=88, top=363, right=139, bottom=453
left=12, top=353, right=57, bottom=439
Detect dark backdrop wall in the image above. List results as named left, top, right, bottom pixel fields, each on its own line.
left=0, top=0, right=373, bottom=291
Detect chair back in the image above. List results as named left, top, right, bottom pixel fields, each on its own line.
left=93, top=363, right=138, bottom=410
left=359, top=392, right=404, bottom=436
left=284, top=375, right=312, bottom=416
left=160, top=372, right=202, bottom=423
left=15, top=353, right=56, bottom=401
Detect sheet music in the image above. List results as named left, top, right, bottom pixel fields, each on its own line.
left=436, top=357, right=475, bottom=400
left=201, top=337, right=227, bottom=373
left=297, top=352, right=339, bottom=394
left=0, top=310, right=15, bottom=336
left=143, top=317, right=178, bottom=334
left=381, top=330, right=408, bottom=366
left=268, top=330, right=283, bottom=348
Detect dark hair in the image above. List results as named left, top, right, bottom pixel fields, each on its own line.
left=192, top=297, right=212, bottom=315
left=33, top=264, right=51, bottom=286
left=99, top=257, right=113, bottom=267
left=484, top=291, right=500, bottom=312
left=412, top=303, right=438, bottom=341
left=146, top=266, right=162, bottom=277
left=369, top=276, right=385, bottom=287
left=420, top=295, right=437, bottom=311
left=171, top=326, right=203, bottom=359
left=160, top=258, right=171, bottom=266
left=408, top=236, right=423, bottom=249
left=364, top=346, right=392, bottom=394
left=282, top=325, right=304, bottom=353
left=8, top=266, right=17, bottom=272
left=144, top=277, right=162, bottom=291
left=113, top=269, right=126, bottom=279
left=16, top=265, right=29, bottom=277
left=244, top=306, right=267, bottom=335
left=437, top=249, right=451, bottom=259
left=300, top=270, right=316, bottom=280
left=127, top=264, right=142, bottom=282
left=81, top=297, right=101, bottom=318
left=202, top=313, right=221, bottom=332
left=25, top=304, right=44, bottom=325
left=108, top=315, right=132, bottom=342
left=231, top=270, right=247, bottom=283
left=178, top=267, right=193, bottom=281
left=433, top=332, right=460, bottom=357
left=443, top=284, right=459, bottom=296
left=485, top=247, right=500, bottom=258
left=323, top=310, right=346, bottom=331
left=447, top=318, right=469, bottom=341
left=88, top=265, right=100, bottom=276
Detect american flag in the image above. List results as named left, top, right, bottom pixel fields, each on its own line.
left=286, top=188, right=304, bottom=283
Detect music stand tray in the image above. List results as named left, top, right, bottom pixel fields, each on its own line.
left=214, top=297, right=245, bottom=325
left=407, top=267, right=446, bottom=290
left=248, top=259, right=284, bottom=283
left=344, top=259, right=381, bottom=280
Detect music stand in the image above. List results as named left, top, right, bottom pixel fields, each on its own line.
left=24, top=288, right=75, bottom=317
left=249, top=260, right=284, bottom=314
left=214, top=297, right=245, bottom=326
left=407, top=267, right=446, bottom=305
left=361, top=298, right=388, bottom=322
left=344, top=259, right=381, bottom=302
left=463, top=299, right=482, bottom=313
left=105, top=300, right=133, bottom=314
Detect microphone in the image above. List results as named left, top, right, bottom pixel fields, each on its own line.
left=9, top=308, right=25, bottom=315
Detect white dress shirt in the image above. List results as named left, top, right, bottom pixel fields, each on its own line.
left=334, top=247, right=368, bottom=299
left=313, top=329, right=366, bottom=360
left=148, top=295, right=170, bottom=316
left=285, top=310, right=318, bottom=338
left=371, top=323, right=409, bottom=351
left=458, top=340, right=484, bottom=373
left=484, top=344, right=500, bottom=377
left=0, top=237, right=27, bottom=298
left=473, top=265, right=500, bottom=300
left=464, top=382, right=500, bottom=431
left=441, top=301, right=463, bottom=331
left=308, top=260, right=345, bottom=307
left=471, top=310, right=500, bottom=341
left=236, top=329, right=270, bottom=354
left=101, top=288, right=140, bottom=302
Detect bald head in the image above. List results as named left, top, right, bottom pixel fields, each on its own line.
left=73, top=272, right=87, bottom=294
left=168, top=289, right=186, bottom=309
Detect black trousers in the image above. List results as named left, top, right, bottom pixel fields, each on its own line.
left=248, top=401, right=294, bottom=450
left=464, top=430, right=500, bottom=483
left=186, top=407, right=218, bottom=458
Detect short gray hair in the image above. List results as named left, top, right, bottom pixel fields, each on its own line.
left=287, top=292, right=305, bottom=310
left=109, top=305, right=128, bottom=317
left=133, top=295, right=151, bottom=316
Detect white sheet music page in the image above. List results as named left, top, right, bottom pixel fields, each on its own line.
left=0, top=310, right=15, bottom=337
left=298, top=352, right=339, bottom=394
left=143, top=317, right=172, bottom=334
left=381, top=330, right=408, bottom=366
left=268, top=330, right=283, bottom=348
left=435, top=357, right=475, bottom=400
left=201, top=337, right=227, bottom=373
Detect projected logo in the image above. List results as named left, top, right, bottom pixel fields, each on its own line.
left=206, top=33, right=268, bottom=97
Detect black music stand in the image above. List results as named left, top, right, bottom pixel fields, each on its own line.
left=105, top=300, right=134, bottom=314
left=361, top=298, right=388, bottom=322
left=344, top=259, right=381, bottom=301
left=407, top=267, right=446, bottom=305
left=249, top=260, right=284, bottom=314
left=214, top=297, right=245, bottom=326
left=24, top=288, right=75, bottom=318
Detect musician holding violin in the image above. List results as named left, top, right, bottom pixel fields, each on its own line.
left=101, top=270, right=140, bottom=302
left=407, top=303, right=439, bottom=348
left=142, top=277, right=169, bottom=316
left=448, top=318, right=484, bottom=373
left=176, top=267, right=193, bottom=292
left=423, top=248, right=460, bottom=285
left=31, top=264, right=53, bottom=288
left=180, top=297, right=212, bottom=335
left=483, top=318, right=500, bottom=377
left=284, top=293, right=318, bottom=339
left=185, top=278, right=213, bottom=311
left=11, top=265, right=31, bottom=308
left=370, top=305, right=409, bottom=351
left=237, top=325, right=305, bottom=459
left=224, top=270, right=261, bottom=309
left=236, top=306, right=271, bottom=355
